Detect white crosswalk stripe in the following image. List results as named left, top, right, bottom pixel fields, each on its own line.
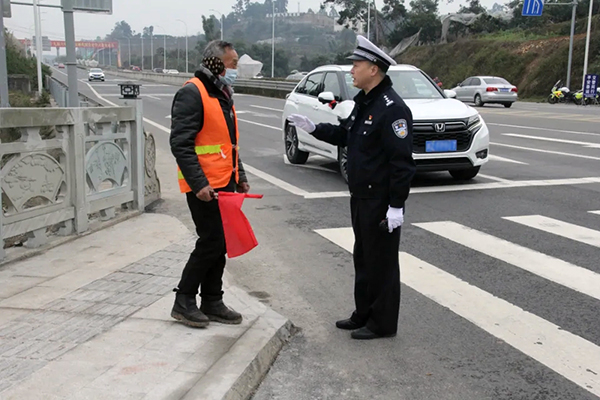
left=315, top=210, right=600, bottom=397
left=504, top=215, right=600, bottom=248
left=413, top=221, right=600, bottom=301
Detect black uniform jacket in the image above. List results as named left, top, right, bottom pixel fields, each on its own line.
left=312, top=75, right=416, bottom=209
left=169, top=67, right=248, bottom=194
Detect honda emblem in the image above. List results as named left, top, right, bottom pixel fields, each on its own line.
left=434, top=123, right=446, bottom=133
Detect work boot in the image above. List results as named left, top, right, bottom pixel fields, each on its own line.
left=171, top=292, right=209, bottom=328
left=200, top=299, right=243, bottom=325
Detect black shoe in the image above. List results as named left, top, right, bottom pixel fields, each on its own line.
left=200, top=299, right=243, bottom=325
left=171, top=293, right=209, bottom=328
left=351, top=327, right=396, bottom=340
left=335, top=318, right=365, bottom=331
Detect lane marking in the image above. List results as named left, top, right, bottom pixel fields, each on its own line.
left=590, top=211, right=600, bottom=215
left=165, top=115, right=171, bottom=119
left=146, top=95, right=162, bottom=100
left=478, top=174, right=512, bottom=183
left=488, top=154, right=528, bottom=165
left=491, top=142, right=600, bottom=161
left=504, top=215, right=600, bottom=249
left=303, top=177, right=600, bottom=199
left=250, top=105, right=283, bottom=112
left=317, top=227, right=600, bottom=398
left=414, top=221, right=600, bottom=301
left=283, top=155, right=337, bottom=173
left=487, top=123, right=600, bottom=137
left=243, top=165, right=309, bottom=196
left=503, top=133, right=600, bottom=149
left=237, top=118, right=281, bottom=131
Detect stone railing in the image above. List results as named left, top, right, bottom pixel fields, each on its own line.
left=0, top=104, right=160, bottom=261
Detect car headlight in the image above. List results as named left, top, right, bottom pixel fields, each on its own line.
left=468, top=114, right=482, bottom=134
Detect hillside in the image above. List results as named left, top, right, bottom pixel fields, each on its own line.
left=398, top=19, right=600, bottom=98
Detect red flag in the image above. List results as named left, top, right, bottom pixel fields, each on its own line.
left=217, top=192, right=263, bottom=258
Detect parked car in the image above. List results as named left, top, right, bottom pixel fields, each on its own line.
left=282, top=64, right=490, bottom=181
left=58, top=63, right=65, bottom=69
left=88, top=68, right=105, bottom=82
left=452, top=76, right=518, bottom=108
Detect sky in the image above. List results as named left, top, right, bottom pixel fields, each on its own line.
left=4, top=0, right=503, bottom=51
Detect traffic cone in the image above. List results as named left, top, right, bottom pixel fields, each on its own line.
left=217, top=192, right=263, bottom=258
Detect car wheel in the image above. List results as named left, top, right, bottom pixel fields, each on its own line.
left=338, top=146, right=348, bottom=183
left=474, top=94, right=484, bottom=107
left=449, top=167, right=480, bottom=181
left=503, top=102, right=512, bottom=108
left=285, top=123, right=309, bottom=164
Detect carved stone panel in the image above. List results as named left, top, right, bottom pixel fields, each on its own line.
left=144, top=132, right=161, bottom=206
left=86, top=142, right=128, bottom=192
left=1, top=153, right=65, bottom=212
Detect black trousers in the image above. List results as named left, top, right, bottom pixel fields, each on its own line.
left=177, top=181, right=235, bottom=300
left=349, top=196, right=402, bottom=335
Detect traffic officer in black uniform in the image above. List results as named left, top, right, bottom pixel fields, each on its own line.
left=288, top=36, right=416, bottom=340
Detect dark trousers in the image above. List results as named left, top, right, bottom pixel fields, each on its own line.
left=176, top=191, right=229, bottom=300
left=349, top=196, right=402, bottom=335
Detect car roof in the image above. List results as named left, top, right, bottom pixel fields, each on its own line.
left=309, top=64, right=420, bottom=73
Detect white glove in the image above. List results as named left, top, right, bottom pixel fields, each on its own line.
left=386, top=207, right=404, bottom=233
left=288, top=114, right=316, bottom=134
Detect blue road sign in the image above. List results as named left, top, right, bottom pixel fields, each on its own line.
left=583, top=74, right=598, bottom=98
left=522, top=0, right=544, bottom=16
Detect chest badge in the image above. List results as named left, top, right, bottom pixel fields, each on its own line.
left=392, top=119, right=408, bottom=139
left=364, top=115, right=373, bottom=125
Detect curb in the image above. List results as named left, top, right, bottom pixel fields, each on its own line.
left=180, top=308, right=293, bottom=400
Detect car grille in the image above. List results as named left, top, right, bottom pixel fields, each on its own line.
left=412, top=120, right=474, bottom=153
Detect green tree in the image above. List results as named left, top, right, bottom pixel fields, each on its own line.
left=107, top=21, right=133, bottom=40
left=202, top=15, right=221, bottom=42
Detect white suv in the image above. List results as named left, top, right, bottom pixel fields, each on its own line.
left=88, top=68, right=105, bottom=82
left=281, top=64, right=490, bottom=181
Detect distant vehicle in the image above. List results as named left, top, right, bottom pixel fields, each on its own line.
left=58, top=63, right=65, bottom=69
left=286, top=71, right=308, bottom=81
left=88, top=68, right=105, bottom=82
left=130, top=65, right=141, bottom=71
left=164, top=69, right=179, bottom=74
left=53, top=62, right=59, bottom=67
left=452, top=76, right=518, bottom=108
left=153, top=68, right=164, bottom=74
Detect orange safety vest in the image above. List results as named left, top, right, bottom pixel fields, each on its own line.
left=177, top=78, right=240, bottom=193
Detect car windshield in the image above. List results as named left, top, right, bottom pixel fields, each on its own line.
left=90, top=69, right=102, bottom=73
left=345, top=70, right=444, bottom=100
left=483, top=77, right=509, bottom=85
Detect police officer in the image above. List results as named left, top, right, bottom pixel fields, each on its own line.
left=288, top=36, right=416, bottom=340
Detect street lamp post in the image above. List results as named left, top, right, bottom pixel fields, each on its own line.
left=176, top=19, right=188, bottom=73
left=141, top=35, right=144, bottom=70
left=271, top=0, right=275, bottom=78
left=33, top=0, right=43, bottom=96
left=156, top=25, right=166, bottom=70
left=582, top=0, right=594, bottom=90
left=150, top=31, right=154, bottom=70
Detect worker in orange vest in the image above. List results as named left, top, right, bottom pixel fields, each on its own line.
left=169, top=40, right=250, bottom=328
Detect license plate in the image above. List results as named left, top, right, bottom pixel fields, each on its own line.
left=500, top=88, right=510, bottom=92
left=426, top=140, right=457, bottom=153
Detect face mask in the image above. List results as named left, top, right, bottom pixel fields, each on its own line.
left=220, top=69, right=238, bottom=86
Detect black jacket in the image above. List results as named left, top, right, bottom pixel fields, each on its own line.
left=169, top=67, right=247, bottom=193
left=312, top=76, right=416, bottom=208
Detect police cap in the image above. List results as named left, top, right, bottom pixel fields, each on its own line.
left=347, top=35, right=397, bottom=73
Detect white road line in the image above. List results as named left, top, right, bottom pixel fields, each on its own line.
left=146, top=95, right=162, bottom=100
left=316, top=227, right=600, bottom=398
left=590, top=211, right=600, bottom=215
left=491, top=142, right=600, bottom=161
left=283, top=155, right=337, bottom=173
left=503, top=215, right=600, bottom=248
left=79, top=79, right=118, bottom=106
left=488, top=154, right=529, bottom=165
left=243, top=164, right=309, bottom=196
left=478, top=174, right=512, bottom=183
left=413, top=221, right=600, bottom=301
left=503, top=133, right=600, bottom=149
left=250, top=105, right=283, bottom=112
left=144, top=118, right=170, bottom=134
left=303, top=177, right=600, bottom=199
left=166, top=115, right=171, bottom=119
left=237, top=118, right=281, bottom=131
left=487, top=123, right=600, bottom=137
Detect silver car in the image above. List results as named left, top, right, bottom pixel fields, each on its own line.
left=452, top=76, right=518, bottom=108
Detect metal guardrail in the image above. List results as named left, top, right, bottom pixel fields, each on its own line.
left=235, top=79, right=298, bottom=92
left=47, top=76, right=102, bottom=107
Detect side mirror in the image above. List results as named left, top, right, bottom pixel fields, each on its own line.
left=318, top=91, right=336, bottom=104
left=444, top=89, right=457, bottom=99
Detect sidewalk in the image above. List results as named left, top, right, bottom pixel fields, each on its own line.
left=0, top=213, right=291, bottom=400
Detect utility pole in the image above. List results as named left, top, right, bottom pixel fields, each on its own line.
left=151, top=32, right=153, bottom=70
left=62, top=0, right=79, bottom=107
left=141, top=35, right=144, bottom=70
left=176, top=19, right=188, bottom=74
left=271, top=0, right=275, bottom=78
left=0, top=0, right=10, bottom=107
left=582, top=0, right=594, bottom=90
left=566, top=1, right=577, bottom=88
left=33, top=0, right=43, bottom=96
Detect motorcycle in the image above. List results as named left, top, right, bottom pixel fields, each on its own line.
left=548, top=80, right=585, bottom=104
left=583, top=87, right=600, bottom=106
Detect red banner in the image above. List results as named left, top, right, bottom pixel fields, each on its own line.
left=50, top=40, right=118, bottom=49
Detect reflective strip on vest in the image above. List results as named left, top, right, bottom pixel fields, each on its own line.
left=195, top=144, right=222, bottom=155
left=177, top=170, right=184, bottom=179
